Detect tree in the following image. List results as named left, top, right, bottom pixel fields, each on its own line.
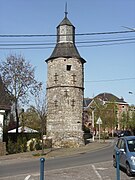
left=89, top=98, right=118, bottom=139
left=0, top=54, right=42, bottom=139
left=30, top=88, right=47, bottom=154
left=19, top=107, right=41, bottom=131
left=128, top=105, right=135, bottom=132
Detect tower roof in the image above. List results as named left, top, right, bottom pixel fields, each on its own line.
left=57, top=16, right=74, bottom=27
left=46, top=8, right=86, bottom=63
left=46, top=42, right=86, bottom=63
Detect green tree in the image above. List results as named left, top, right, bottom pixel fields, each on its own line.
left=120, top=111, right=129, bottom=130
left=129, top=105, right=135, bottom=131
left=0, top=54, right=42, bottom=140
left=20, top=107, right=40, bottom=131
left=90, top=99, right=117, bottom=139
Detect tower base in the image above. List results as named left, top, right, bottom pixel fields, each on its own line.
left=47, top=131, right=85, bottom=148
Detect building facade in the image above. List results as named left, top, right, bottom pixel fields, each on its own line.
left=0, top=77, right=11, bottom=142
left=45, top=13, right=86, bottom=147
left=84, top=92, right=129, bottom=134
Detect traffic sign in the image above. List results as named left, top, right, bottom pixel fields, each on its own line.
left=96, top=117, right=102, bottom=124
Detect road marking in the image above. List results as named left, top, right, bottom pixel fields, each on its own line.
left=96, top=167, right=108, bottom=170
left=24, top=175, right=31, bottom=180
left=92, top=165, right=103, bottom=180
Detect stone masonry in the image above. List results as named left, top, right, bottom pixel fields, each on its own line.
left=45, top=13, right=86, bottom=147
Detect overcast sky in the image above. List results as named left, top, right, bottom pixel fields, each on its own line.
left=0, top=0, right=135, bottom=105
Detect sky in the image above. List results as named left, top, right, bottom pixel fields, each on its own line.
left=0, top=0, right=135, bottom=105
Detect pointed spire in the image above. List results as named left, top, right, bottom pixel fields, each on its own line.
left=64, top=2, right=68, bottom=18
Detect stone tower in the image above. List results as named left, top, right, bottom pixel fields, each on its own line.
left=45, top=11, right=86, bottom=147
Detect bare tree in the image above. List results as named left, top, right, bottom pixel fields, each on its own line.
left=30, top=87, right=47, bottom=155
left=0, top=54, right=42, bottom=139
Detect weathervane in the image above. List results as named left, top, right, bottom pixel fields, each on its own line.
left=65, top=2, right=68, bottom=18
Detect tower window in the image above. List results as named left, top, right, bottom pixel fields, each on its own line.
left=54, top=100, right=58, bottom=107
left=54, top=73, right=58, bottom=83
left=64, top=90, right=68, bottom=98
left=71, top=99, right=75, bottom=107
left=67, top=65, right=71, bottom=71
left=72, top=74, right=76, bottom=83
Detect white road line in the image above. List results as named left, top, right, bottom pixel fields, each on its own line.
left=92, top=164, right=103, bottom=180
left=24, top=175, right=31, bottom=180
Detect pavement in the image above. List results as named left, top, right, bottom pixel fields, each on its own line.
left=1, top=139, right=134, bottom=180
left=0, top=139, right=111, bottom=161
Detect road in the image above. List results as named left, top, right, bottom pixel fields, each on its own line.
left=0, top=142, right=113, bottom=179
left=45, top=143, right=113, bottom=171
left=1, top=140, right=133, bottom=179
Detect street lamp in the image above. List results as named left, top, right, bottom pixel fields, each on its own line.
left=0, top=110, right=6, bottom=142
left=90, top=107, right=95, bottom=142
left=129, top=91, right=133, bottom=94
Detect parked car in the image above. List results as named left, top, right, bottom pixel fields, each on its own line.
left=117, top=130, right=132, bottom=138
left=113, top=136, right=135, bottom=176
left=113, top=130, right=122, bottom=137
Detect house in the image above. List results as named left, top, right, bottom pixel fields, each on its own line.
left=0, top=77, right=12, bottom=155
left=84, top=92, right=129, bottom=131
left=8, top=126, right=38, bottom=133
left=0, top=77, right=12, bottom=142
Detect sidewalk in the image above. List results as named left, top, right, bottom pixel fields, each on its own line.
left=0, top=139, right=112, bottom=161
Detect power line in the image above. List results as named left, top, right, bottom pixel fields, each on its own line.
left=0, top=41, right=135, bottom=50
left=85, top=77, right=135, bottom=83
left=1, top=34, right=135, bottom=43
left=0, top=37, right=135, bottom=46
left=0, top=30, right=134, bottom=38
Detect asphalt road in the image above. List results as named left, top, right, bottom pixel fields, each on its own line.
left=1, top=140, right=134, bottom=179
left=0, top=141, right=113, bottom=179
left=45, top=143, right=113, bottom=171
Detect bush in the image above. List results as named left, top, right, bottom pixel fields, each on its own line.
left=101, top=132, right=109, bottom=139
left=27, top=138, right=42, bottom=151
left=7, top=137, right=28, bottom=154
left=7, top=139, right=16, bottom=154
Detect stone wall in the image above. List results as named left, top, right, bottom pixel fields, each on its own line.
left=46, top=57, right=85, bottom=147
left=0, top=142, right=6, bottom=156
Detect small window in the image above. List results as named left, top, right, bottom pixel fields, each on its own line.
left=67, top=65, right=71, bottom=71
left=54, top=100, right=58, bottom=107
left=71, top=99, right=75, bottom=107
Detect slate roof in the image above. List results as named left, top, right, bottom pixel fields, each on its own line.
left=46, top=42, right=86, bottom=63
left=94, top=92, right=127, bottom=104
left=0, top=77, right=12, bottom=110
left=57, top=16, right=74, bottom=27
left=46, top=16, right=86, bottom=63
left=84, top=92, right=128, bottom=109
left=83, top=98, right=93, bottom=108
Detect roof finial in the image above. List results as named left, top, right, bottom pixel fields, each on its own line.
left=64, top=2, right=68, bottom=18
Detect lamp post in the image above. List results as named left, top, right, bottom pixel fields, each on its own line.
left=90, top=107, right=95, bottom=142
left=0, top=110, right=5, bottom=142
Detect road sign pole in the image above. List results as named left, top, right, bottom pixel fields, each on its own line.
left=99, top=123, right=100, bottom=143
left=92, top=110, right=94, bottom=142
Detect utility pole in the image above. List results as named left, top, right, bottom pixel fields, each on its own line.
left=90, top=107, right=95, bottom=142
